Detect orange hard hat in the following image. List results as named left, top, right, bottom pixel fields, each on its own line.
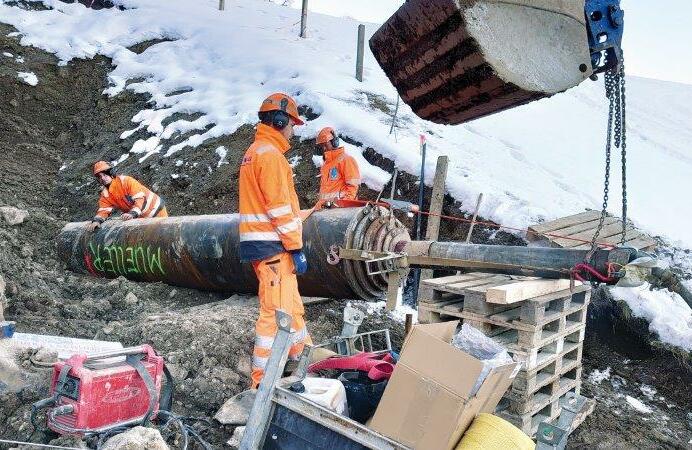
left=93, top=160, right=112, bottom=175
left=316, top=127, right=336, bottom=145
left=259, top=93, right=304, bottom=125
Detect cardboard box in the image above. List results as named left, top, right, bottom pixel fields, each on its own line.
left=370, top=321, right=519, bottom=449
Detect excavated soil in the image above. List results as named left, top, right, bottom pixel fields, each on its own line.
left=0, top=21, right=690, bottom=450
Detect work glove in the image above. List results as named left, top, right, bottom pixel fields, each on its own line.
left=290, top=250, right=308, bottom=275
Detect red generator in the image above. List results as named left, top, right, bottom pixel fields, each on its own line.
left=35, top=345, right=166, bottom=435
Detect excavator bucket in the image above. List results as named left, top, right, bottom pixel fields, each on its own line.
left=370, top=0, right=594, bottom=125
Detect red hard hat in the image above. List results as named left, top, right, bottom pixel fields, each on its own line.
left=259, top=93, right=304, bottom=125
left=93, top=160, right=112, bottom=175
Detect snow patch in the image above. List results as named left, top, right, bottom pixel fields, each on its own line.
left=366, top=300, right=417, bottom=324
left=175, top=159, right=184, bottom=167
left=114, top=153, right=129, bottom=165
left=625, top=396, right=653, bottom=414
left=15, top=55, right=24, bottom=63
left=639, top=384, right=657, bottom=400
left=130, top=136, right=162, bottom=163
left=609, top=283, right=692, bottom=351
left=215, top=146, right=228, bottom=167
left=288, top=155, right=302, bottom=168
left=588, top=367, right=612, bottom=384
left=2, top=51, right=12, bottom=57
left=17, top=71, right=38, bottom=86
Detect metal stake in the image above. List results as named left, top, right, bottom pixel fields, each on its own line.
left=356, top=24, right=365, bottom=82
left=219, top=0, right=225, bottom=11
left=300, top=0, right=308, bottom=38
left=240, top=310, right=293, bottom=450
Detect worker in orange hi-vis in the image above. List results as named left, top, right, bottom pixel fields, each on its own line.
left=238, top=92, right=313, bottom=388
left=86, top=161, right=168, bottom=232
left=315, top=126, right=361, bottom=208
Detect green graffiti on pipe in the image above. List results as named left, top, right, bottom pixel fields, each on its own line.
left=88, top=242, right=166, bottom=276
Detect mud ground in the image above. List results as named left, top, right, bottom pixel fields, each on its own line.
left=0, top=19, right=690, bottom=450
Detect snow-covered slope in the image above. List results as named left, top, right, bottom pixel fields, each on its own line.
left=1, top=0, right=691, bottom=248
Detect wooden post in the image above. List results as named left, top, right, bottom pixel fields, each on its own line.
left=405, top=314, right=413, bottom=338
left=465, top=193, right=484, bottom=243
left=355, top=24, right=365, bottom=82
left=300, top=0, right=308, bottom=38
left=219, top=0, right=225, bottom=11
left=386, top=272, right=400, bottom=311
left=418, top=156, right=449, bottom=303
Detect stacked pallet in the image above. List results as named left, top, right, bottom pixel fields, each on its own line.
left=418, top=273, right=594, bottom=436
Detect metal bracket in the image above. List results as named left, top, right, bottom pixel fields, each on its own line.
left=337, top=247, right=409, bottom=276
left=585, top=0, right=624, bottom=73
left=536, top=392, right=591, bottom=450
left=240, top=310, right=293, bottom=450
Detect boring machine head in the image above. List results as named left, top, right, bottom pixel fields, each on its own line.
left=370, top=0, right=594, bottom=124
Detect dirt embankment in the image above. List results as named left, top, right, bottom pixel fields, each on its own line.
left=0, top=20, right=690, bottom=450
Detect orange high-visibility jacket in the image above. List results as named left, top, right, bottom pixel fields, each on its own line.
left=239, top=124, right=303, bottom=262
left=93, top=175, right=164, bottom=223
left=319, top=147, right=360, bottom=202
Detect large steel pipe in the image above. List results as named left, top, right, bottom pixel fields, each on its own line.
left=57, top=206, right=410, bottom=301
left=407, top=241, right=638, bottom=279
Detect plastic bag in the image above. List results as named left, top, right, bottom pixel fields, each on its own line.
left=452, top=323, right=513, bottom=395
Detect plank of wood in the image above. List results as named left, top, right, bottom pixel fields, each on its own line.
left=560, top=222, right=634, bottom=248
left=620, top=236, right=657, bottom=251
left=529, top=210, right=602, bottom=235
left=448, top=275, right=510, bottom=289
left=441, top=301, right=465, bottom=312
left=486, top=279, right=577, bottom=304
left=544, top=216, right=619, bottom=240
left=421, top=273, right=494, bottom=287
left=571, top=228, right=642, bottom=249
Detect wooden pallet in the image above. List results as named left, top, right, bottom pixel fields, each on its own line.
left=511, top=343, right=583, bottom=395
left=418, top=273, right=586, bottom=322
left=527, top=210, right=656, bottom=251
left=498, top=380, right=589, bottom=437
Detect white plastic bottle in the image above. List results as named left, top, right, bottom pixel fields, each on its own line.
left=298, top=377, right=349, bottom=416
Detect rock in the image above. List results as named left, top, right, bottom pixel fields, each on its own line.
left=215, top=390, right=256, bottom=425
left=235, top=356, right=252, bottom=378
left=101, top=426, right=169, bottom=450
left=168, top=289, right=177, bottom=299
left=21, top=245, right=33, bottom=258
left=33, top=347, right=58, bottom=364
left=102, top=324, right=114, bottom=335
left=125, top=292, right=138, bottom=305
left=165, top=363, right=189, bottom=381
left=210, top=366, right=240, bottom=385
left=0, top=207, right=28, bottom=225
left=9, top=98, right=18, bottom=107
left=227, top=425, right=245, bottom=449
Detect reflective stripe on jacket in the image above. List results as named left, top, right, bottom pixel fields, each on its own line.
left=319, top=147, right=360, bottom=201
left=93, top=175, right=164, bottom=223
left=239, top=124, right=303, bottom=262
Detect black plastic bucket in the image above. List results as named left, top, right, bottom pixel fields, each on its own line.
left=337, top=371, right=388, bottom=424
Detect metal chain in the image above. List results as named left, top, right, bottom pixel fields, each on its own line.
left=587, top=69, right=616, bottom=258
left=588, top=57, right=628, bottom=259
left=618, top=62, right=627, bottom=244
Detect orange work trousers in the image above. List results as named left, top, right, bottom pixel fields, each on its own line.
left=251, top=252, right=312, bottom=388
